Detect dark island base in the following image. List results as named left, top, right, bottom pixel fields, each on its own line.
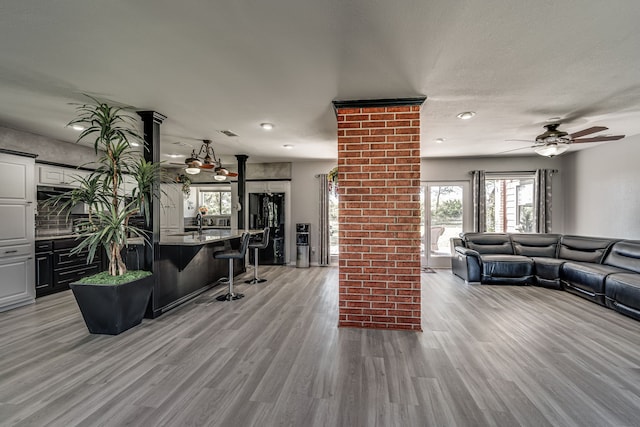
left=146, top=237, right=245, bottom=318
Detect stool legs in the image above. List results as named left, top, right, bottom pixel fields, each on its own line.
left=246, top=247, right=267, bottom=284
left=217, top=258, right=245, bottom=301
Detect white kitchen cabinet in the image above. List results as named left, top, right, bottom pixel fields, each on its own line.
left=0, top=154, right=35, bottom=247
left=37, top=164, right=90, bottom=187
left=246, top=181, right=291, bottom=194
left=0, top=152, right=35, bottom=311
left=0, top=254, right=35, bottom=312
left=160, top=184, right=184, bottom=235
left=123, top=174, right=137, bottom=196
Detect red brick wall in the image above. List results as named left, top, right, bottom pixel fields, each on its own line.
left=335, top=101, right=423, bottom=331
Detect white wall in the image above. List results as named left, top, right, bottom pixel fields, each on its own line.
left=290, top=160, right=336, bottom=265
left=561, top=134, right=640, bottom=239
left=0, top=126, right=99, bottom=166
left=421, top=155, right=566, bottom=233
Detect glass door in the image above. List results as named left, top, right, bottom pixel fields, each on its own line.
left=422, top=182, right=469, bottom=269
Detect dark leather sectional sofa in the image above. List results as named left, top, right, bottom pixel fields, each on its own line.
left=451, top=233, right=640, bottom=321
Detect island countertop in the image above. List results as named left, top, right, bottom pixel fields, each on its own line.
left=159, top=229, right=261, bottom=246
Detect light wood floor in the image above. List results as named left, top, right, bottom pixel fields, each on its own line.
left=1, top=267, right=640, bottom=426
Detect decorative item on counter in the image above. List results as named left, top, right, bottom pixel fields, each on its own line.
left=328, top=166, right=338, bottom=195
left=176, top=174, right=191, bottom=196
left=198, top=206, right=208, bottom=215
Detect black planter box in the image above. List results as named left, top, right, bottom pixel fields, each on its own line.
left=70, top=274, right=154, bottom=335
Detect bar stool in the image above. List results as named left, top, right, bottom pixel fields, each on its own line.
left=214, top=232, right=251, bottom=301
left=246, top=227, right=270, bottom=284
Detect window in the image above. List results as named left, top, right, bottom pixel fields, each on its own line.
left=199, top=190, right=231, bottom=215
left=329, top=191, right=339, bottom=255
left=485, top=173, right=535, bottom=233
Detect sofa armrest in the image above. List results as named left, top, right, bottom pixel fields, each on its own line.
left=450, top=237, right=464, bottom=256
left=452, top=246, right=482, bottom=283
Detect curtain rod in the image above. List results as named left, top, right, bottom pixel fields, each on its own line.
left=470, top=169, right=558, bottom=174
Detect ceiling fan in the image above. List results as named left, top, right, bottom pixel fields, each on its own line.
left=507, top=124, right=625, bottom=157
left=170, top=139, right=238, bottom=180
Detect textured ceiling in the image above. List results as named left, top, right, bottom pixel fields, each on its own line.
left=1, top=0, right=639, bottom=166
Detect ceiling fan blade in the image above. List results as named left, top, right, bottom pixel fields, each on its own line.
left=199, top=164, right=215, bottom=169
left=497, top=146, right=535, bottom=155
left=572, top=135, right=625, bottom=144
left=226, top=172, right=238, bottom=177
left=569, top=126, right=608, bottom=139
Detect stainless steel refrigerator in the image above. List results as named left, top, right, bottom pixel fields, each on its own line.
left=248, top=192, right=285, bottom=265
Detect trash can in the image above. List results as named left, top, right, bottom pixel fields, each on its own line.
left=296, top=223, right=310, bottom=268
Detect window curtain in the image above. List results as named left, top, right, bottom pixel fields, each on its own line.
left=471, top=170, right=486, bottom=232
left=535, top=169, right=554, bottom=233
left=317, top=174, right=330, bottom=266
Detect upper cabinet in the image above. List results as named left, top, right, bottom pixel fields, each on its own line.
left=122, top=174, right=137, bottom=196
left=160, top=183, right=184, bottom=235
left=37, top=165, right=90, bottom=188
left=0, top=154, right=35, bottom=204
left=246, top=181, right=290, bottom=194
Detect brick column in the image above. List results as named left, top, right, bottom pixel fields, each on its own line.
left=332, top=97, right=425, bottom=331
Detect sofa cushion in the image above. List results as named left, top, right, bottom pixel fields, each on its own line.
left=603, top=240, right=640, bottom=274
left=531, top=257, right=565, bottom=289
left=604, top=273, right=640, bottom=321
left=561, top=261, right=628, bottom=305
left=559, top=235, right=616, bottom=263
left=511, top=234, right=561, bottom=258
left=463, top=233, right=513, bottom=255
left=480, top=254, right=534, bottom=285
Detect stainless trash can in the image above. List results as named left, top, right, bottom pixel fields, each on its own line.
left=296, top=223, right=310, bottom=268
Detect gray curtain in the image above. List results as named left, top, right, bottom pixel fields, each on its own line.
left=471, top=170, right=486, bottom=232
left=317, top=174, right=330, bottom=266
left=535, top=169, right=554, bottom=233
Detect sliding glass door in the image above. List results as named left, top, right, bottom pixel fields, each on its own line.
left=421, top=182, right=469, bottom=268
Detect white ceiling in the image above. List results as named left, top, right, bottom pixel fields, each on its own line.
left=1, top=0, right=640, bottom=165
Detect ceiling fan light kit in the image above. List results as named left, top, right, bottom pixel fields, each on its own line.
left=185, top=166, right=201, bottom=175
left=534, top=143, right=569, bottom=157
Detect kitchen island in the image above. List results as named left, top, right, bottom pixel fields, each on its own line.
left=147, top=229, right=259, bottom=318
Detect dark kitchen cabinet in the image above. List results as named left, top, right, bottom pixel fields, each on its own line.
left=35, top=238, right=104, bottom=298
left=35, top=241, right=53, bottom=296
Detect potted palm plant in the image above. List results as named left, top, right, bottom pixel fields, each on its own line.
left=50, top=97, right=160, bottom=335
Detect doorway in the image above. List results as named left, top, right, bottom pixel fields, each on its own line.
left=422, top=182, right=469, bottom=268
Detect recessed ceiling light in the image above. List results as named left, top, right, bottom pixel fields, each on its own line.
left=283, top=144, right=294, bottom=149
left=456, top=111, right=476, bottom=120
left=71, top=125, right=85, bottom=131
left=260, top=122, right=274, bottom=130
left=166, top=154, right=182, bottom=158
left=130, top=142, right=141, bottom=147
left=435, top=138, right=445, bottom=144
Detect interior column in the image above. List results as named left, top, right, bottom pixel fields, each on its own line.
left=333, top=97, right=425, bottom=331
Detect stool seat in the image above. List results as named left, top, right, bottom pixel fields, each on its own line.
left=214, top=232, right=251, bottom=301
left=246, top=227, right=270, bottom=284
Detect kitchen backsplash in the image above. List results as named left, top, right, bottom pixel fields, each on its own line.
left=184, top=215, right=231, bottom=227
left=36, top=200, right=74, bottom=234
